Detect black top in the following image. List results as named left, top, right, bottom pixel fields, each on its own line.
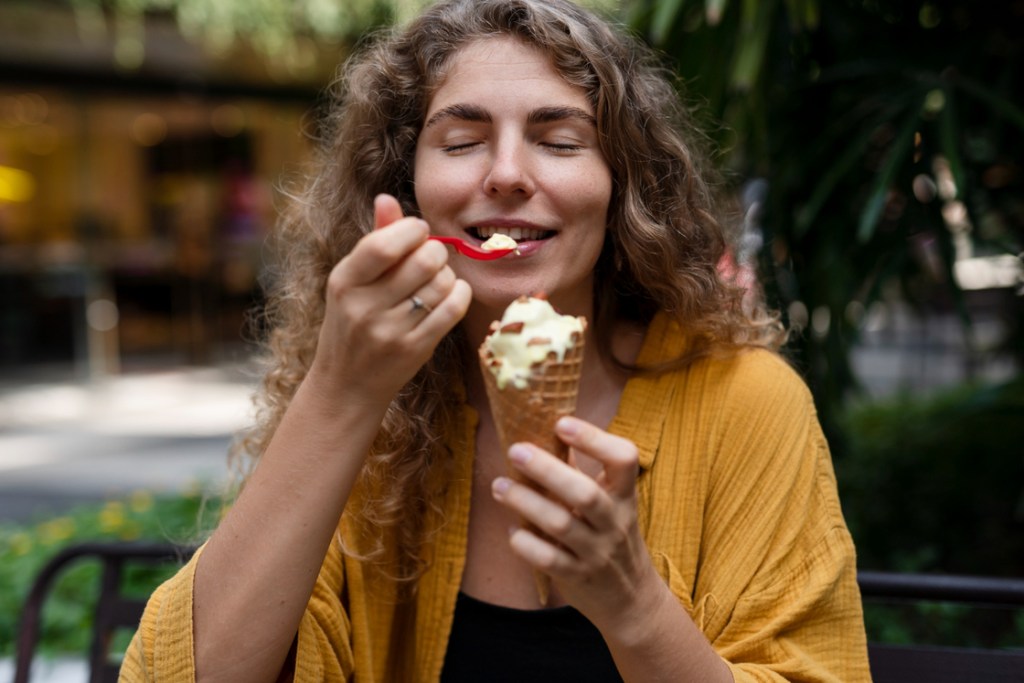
left=440, top=591, right=624, bottom=682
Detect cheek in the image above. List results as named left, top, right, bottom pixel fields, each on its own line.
left=412, top=147, right=431, bottom=210
left=414, top=158, right=475, bottom=218
left=569, top=166, right=612, bottom=222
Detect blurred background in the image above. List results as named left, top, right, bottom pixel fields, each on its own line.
left=1, top=0, right=1022, bottom=672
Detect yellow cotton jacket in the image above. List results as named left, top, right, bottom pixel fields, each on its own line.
left=120, top=313, right=871, bottom=682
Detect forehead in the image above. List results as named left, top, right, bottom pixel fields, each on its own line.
left=426, top=37, right=591, bottom=114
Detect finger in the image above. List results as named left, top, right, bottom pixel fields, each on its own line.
left=506, top=443, right=617, bottom=531
left=404, top=277, right=473, bottom=343
left=508, top=526, right=576, bottom=575
left=335, top=217, right=429, bottom=288
left=386, top=264, right=454, bottom=330
left=376, top=239, right=451, bottom=310
left=403, top=266, right=457, bottom=316
left=374, top=193, right=405, bottom=230
left=492, top=476, right=592, bottom=555
left=555, top=417, right=639, bottom=498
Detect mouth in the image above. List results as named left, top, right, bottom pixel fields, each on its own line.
left=467, top=225, right=555, bottom=244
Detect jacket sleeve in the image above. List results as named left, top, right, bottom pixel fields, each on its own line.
left=683, top=353, right=870, bottom=682
left=119, top=532, right=355, bottom=682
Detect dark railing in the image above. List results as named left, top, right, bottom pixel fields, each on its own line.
left=14, top=546, right=1024, bottom=683
left=14, top=541, right=197, bottom=683
left=858, top=570, right=1024, bottom=605
left=858, top=570, right=1024, bottom=683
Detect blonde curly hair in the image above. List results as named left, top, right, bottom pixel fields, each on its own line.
left=235, top=0, right=785, bottom=581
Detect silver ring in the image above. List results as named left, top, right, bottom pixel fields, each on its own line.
left=410, top=295, right=432, bottom=314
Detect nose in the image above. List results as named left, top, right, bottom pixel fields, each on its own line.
left=484, top=140, right=535, bottom=197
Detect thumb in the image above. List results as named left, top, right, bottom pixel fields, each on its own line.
left=374, top=193, right=405, bottom=230
left=556, top=417, right=639, bottom=497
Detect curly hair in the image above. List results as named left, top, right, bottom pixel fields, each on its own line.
left=235, top=0, right=785, bottom=582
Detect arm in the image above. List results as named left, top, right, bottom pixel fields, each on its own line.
left=191, top=195, right=472, bottom=683
left=491, top=417, right=733, bottom=683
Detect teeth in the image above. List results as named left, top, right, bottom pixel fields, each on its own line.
left=475, top=226, right=547, bottom=241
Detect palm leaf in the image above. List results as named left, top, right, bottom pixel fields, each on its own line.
left=651, top=0, right=687, bottom=45
left=857, top=103, right=922, bottom=244
left=796, top=124, right=874, bottom=238
left=938, top=86, right=966, bottom=202
left=729, top=0, right=773, bottom=90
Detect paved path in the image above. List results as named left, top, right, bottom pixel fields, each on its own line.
left=1, top=365, right=259, bottom=681
left=0, top=657, right=87, bottom=683
left=0, top=364, right=256, bottom=523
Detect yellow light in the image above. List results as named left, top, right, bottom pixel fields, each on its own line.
left=0, top=165, right=36, bottom=202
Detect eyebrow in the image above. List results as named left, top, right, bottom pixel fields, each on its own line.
left=527, top=106, right=596, bottom=127
left=424, top=103, right=491, bottom=129
left=423, top=103, right=596, bottom=129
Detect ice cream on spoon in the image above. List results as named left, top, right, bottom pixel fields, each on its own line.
left=479, top=232, right=519, bottom=253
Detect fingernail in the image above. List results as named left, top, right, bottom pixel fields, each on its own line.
left=508, top=444, right=532, bottom=465
left=556, top=417, right=579, bottom=436
left=493, top=477, right=511, bottom=496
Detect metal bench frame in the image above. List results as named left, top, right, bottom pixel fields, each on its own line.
left=14, top=542, right=1024, bottom=682
left=14, top=541, right=196, bottom=683
left=858, top=570, right=1024, bottom=682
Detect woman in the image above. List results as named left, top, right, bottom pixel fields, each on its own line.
left=122, top=0, right=870, bottom=681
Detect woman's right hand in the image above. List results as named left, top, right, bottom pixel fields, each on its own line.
left=193, top=195, right=470, bottom=683
left=309, top=193, right=472, bottom=405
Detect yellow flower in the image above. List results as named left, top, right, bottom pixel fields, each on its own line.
left=38, top=517, right=75, bottom=544
left=9, top=532, right=33, bottom=556
left=99, top=501, right=126, bottom=534
left=130, top=490, right=154, bottom=514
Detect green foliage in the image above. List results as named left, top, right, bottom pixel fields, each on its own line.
left=837, top=376, right=1024, bottom=647
left=862, top=601, right=1024, bottom=649
left=63, top=0, right=620, bottom=67
left=0, top=488, right=224, bottom=657
left=626, top=0, right=1024, bottom=434
left=837, top=375, right=1024, bottom=575
left=70, top=0, right=407, bottom=58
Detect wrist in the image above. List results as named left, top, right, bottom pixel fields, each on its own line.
left=301, top=361, right=390, bottom=418
left=601, top=563, right=676, bottom=650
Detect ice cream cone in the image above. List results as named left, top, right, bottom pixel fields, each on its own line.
left=478, top=299, right=586, bottom=605
left=479, top=335, right=584, bottom=461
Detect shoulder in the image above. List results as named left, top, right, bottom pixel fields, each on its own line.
left=673, top=346, right=817, bottom=429
left=641, top=314, right=813, bottom=415
left=663, top=347, right=828, bottom=494
left=712, top=348, right=812, bottom=409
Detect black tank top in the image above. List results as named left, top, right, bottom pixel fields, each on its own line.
left=440, top=591, right=624, bottom=682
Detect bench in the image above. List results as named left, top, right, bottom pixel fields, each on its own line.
left=13, top=541, right=196, bottom=683
left=858, top=570, right=1024, bottom=682
left=14, top=542, right=1024, bottom=682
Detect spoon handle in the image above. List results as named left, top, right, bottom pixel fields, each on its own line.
left=428, top=236, right=515, bottom=260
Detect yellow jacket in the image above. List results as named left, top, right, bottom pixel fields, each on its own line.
left=121, top=313, right=870, bottom=681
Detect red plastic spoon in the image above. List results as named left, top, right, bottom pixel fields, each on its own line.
left=429, top=236, right=516, bottom=260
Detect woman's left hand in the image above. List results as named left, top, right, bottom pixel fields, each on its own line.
left=491, top=415, right=664, bottom=632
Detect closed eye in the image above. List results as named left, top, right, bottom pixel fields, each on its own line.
left=442, top=142, right=480, bottom=154
left=543, top=142, right=584, bottom=153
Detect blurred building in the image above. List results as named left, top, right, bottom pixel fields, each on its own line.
left=0, top=2, right=343, bottom=378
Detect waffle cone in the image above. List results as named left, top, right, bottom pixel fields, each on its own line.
left=478, top=329, right=585, bottom=461
left=478, top=321, right=586, bottom=605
